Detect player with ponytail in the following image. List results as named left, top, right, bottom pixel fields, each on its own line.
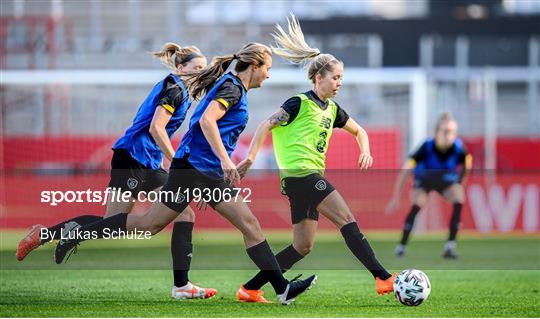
left=17, top=42, right=218, bottom=299
left=235, top=15, right=396, bottom=302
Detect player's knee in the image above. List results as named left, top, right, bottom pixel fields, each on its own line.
left=241, top=215, right=264, bottom=240
left=248, top=214, right=262, bottom=229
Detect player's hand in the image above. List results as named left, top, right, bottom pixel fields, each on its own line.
left=237, top=158, right=254, bottom=179
left=221, top=158, right=241, bottom=186
left=385, top=197, right=398, bottom=215
left=358, top=152, right=373, bottom=170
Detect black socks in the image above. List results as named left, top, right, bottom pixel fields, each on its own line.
left=400, top=205, right=421, bottom=245
left=171, top=221, right=194, bottom=287
left=246, top=240, right=288, bottom=294
left=448, top=203, right=463, bottom=241
left=70, top=213, right=128, bottom=244
left=41, top=215, right=103, bottom=244
left=340, top=222, right=391, bottom=280
left=243, top=244, right=304, bottom=290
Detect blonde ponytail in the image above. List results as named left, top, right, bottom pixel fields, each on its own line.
left=150, top=42, right=203, bottom=72
left=272, top=14, right=342, bottom=83
left=185, top=42, right=271, bottom=100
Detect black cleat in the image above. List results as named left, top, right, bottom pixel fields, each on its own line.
left=54, top=239, right=79, bottom=264
left=277, top=274, right=317, bottom=305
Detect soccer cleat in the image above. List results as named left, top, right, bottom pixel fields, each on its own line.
left=172, top=282, right=217, bottom=299
left=61, top=221, right=81, bottom=239
left=443, top=248, right=459, bottom=259
left=277, top=274, right=317, bottom=305
left=236, top=285, right=270, bottom=303
left=376, top=272, right=397, bottom=295
left=54, top=238, right=79, bottom=264
left=395, top=244, right=405, bottom=258
left=16, top=224, right=45, bottom=261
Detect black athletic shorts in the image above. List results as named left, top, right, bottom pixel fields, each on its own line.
left=282, top=173, right=336, bottom=224
left=160, top=156, right=233, bottom=213
left=413, top=178, right=456, bottom=195
left=108, top=149, right=168, bottom=198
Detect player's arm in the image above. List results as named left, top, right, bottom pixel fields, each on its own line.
left=238, top=96, right=299, bottom=178
left=385, top=159, right=415, bottom=213
left=199, top=100, right=240, bottom=185
left=386, top=142, right=426, bottom=214
left=149, top=80, right=180, bottom=162
left=237, top=108, right=290, bottom=178
left=240, top=108, right=290, bottom=168
left=341, top=118, right=373, bottom=170
left=200, top=81, right=243, bottom=184
left=460, top=153, right=473, bottom=185
left=149, top=106, right=175, bottom=162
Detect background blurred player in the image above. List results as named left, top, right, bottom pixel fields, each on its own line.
left=386, top=112, right=473, bottom=259
left=16, top=42, right=217, bottom=299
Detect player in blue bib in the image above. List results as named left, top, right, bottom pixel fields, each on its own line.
left=53, top=42, right=317, bottom=305
left=386, top=112, right=473, bottom=259
left=17, top=43, right=218, bottom=299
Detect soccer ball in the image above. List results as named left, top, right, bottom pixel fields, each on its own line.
left=393, top=269, right=431, bottom=306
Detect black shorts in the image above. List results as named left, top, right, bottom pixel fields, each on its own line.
left=282, top=173, right=336, bottom=224
left=108, top=149, right=168, bottom=198
left=413, top=178, right=455, bottom=195
left=160, top=157, right=233, bottom=213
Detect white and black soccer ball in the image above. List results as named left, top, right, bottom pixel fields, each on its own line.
left=393, top=269, right=431, bottom=306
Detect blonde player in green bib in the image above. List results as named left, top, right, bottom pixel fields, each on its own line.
left=235, top=15, right=396, bottom=303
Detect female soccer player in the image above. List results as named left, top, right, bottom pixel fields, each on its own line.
left=234, top=16, right=395, bottom=303
left=16, top=42, right=217, bottom=299
left=53, top=42, right=317, bottom=305
left=386, top=112, right=472, bottom=259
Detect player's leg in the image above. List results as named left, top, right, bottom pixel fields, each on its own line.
left=238, top=219, right=317, bottom=302
left=54, top=199, right=181, bottom=264
left=441, top=183, right=465, bottom=259
left=17, top=151, right=142, bottom=261
left=214, top=198, right=317, bottom=305
left=316, top=189, right=395, bottom=295
left=53, top=163, right=198, bottom=263
left=16, top=189, right=136, bottom=262
left=396, top=187, right=428, bottom=257
left=170, top=206, right=217, bottom=299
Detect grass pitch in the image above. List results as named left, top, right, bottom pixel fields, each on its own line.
left=1, top=230, right=539, bottom=317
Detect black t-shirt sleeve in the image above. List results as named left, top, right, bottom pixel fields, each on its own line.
left=333, top=102, right=350, bottom=128
left=280, top=96, right=301, bottom=124
left=157, top=76, right=183, bottom=114
left=214, top=80, right=242, bottom=109
left=410, top=141, right=428, bottom=162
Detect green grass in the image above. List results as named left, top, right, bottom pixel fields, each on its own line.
left=1, top=231, right=539, bottom=317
